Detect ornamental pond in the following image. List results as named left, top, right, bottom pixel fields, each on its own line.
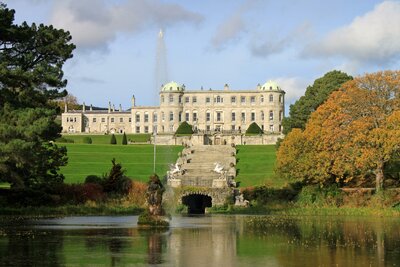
left=0, top=215, right=399, bottom=266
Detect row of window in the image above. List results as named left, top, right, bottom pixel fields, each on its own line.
left=161, top=94, right=283, bottom=104
left=134, top=124, right=281, bottom=134
left=135, top=110, right=283, bottom=123
left=66, top=117, right=77, bottom=122
left=89, top=117, right=132, bottom=123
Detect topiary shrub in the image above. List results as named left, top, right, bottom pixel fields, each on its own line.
left=175, top=121, right=194, bottom=135
left=83, top=137, right=92, bottom=144
left=110, top=134, right=117, bottom=144
left=245, top=122, right=263, bottom=135
left=122, top=132, right=127, bottom=145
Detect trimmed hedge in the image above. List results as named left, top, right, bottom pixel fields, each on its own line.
left=246, top=122, right=263, bottom=134
left=175, top=121, right=194, bottom=135
left=110, top=134, right=117, bottom=144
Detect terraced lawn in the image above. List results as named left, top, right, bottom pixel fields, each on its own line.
left=59, top=144, right=182, bottom=183
left=61, top=134, right=151, bottom=144
left=235, top=145, right=283, bottom=188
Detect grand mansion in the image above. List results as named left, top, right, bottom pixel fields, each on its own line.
left=61, top=80, right=285, bottom=136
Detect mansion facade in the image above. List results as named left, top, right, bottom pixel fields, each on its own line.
left=61, top=80, right=285, bottom=135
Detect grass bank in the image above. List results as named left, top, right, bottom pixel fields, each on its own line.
left=235, top=145, right=283, bottom=187
left=59, top=144, right=182, bottom=183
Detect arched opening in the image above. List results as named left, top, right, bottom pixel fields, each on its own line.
left=182, top=194, right=212, bottom=214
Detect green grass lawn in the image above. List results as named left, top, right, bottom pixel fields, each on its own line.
left=235, top=145, right=283, bottom=188
left=61, top=134, right=151, bottom=144
left=59, top=144, right=182, bottom=183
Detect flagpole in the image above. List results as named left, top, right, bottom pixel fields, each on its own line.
left=153, top=129, right=156, bottom=173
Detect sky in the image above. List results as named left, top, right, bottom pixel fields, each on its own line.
left=3, top=0, right=400, bottom=111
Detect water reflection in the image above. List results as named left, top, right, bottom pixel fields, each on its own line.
left=0, top=215, right=399, bottom=266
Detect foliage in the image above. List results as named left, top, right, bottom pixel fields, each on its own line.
left=110, top=134, right=117, bottom=144
left=84, top=175, right=103, bottom=185
left=103, top=158, right=132, bottom=195
left=0, top=4, right=75, bottom=189
left=276, top=71, right=400, bottom=191
left=122, top=132, right=127, bottom=145
left=245, top=122, right=263, bottom=134
left=54, top=93, right=80, bottom=112
left=82, top=136, right=92, bottom=144
left=282, top=70, right=353, bottom=134
left=175, top=121, right=194, bottom=135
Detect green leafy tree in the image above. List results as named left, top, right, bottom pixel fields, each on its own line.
left=110, top=134, right=117, bottom=144
left=175, top=121, right=194, bottom=135
left=0, top=4, right=75, bottom=188
left=245, top=122, right=263, bottom=134
left=282, top=70, right=353, bottom=134
left=122, top=132, right=127, bottom=145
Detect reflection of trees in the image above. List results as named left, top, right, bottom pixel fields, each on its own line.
left=0, top=228, right=65, bottom=266
left=258, top=217, right=400, bottom=267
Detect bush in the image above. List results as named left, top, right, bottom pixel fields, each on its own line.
left=110, top=134, right=117, bottom=144
left=122, top=132, right=127, bottom=145
left=83, top=137, right=92, bottom=144
left=58, top=183, right=104, bottom=204
left=245, top=122, right=263, bottom=134
left=175, top=121, right=194, bottom=135
left=85, top=175, right=103, bottom=185
left=103, top=158, right=132, bottom=195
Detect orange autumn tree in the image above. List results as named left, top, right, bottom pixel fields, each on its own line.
left=276, top=71, right=400, bottom=191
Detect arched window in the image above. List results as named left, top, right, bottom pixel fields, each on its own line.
left=260, top=95, right=264, bottom=103
left=216, top=96, right=221, bottom=103
left=269, top=111, right=274, bottom=121
left=169, top=111, right=174, bottom=121
left=161, top=95, right=164, bottom=103
left=261, top=111, right=264, bottom=121
left=269, top=94, right=273, bottom=102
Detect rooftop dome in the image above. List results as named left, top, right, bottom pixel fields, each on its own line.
left=161, top=81, right=184, bottom=92
left=259, top=80, right=281, bottom=91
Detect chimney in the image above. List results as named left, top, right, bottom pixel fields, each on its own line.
left=119, top=104, right=122, bottom=112
left=82, top=102, right=86, bottom=113
left=90, top=104, right=93, bottom=111
left=257, top=83, right=261, bottom=90
left=224, top=83, right=229, bottom=91
left=108, top=101, right=111, bottom=113
left=112, top=104, right=115, bottom=112
left=64, top=102, right=68, bottom=113
left=131, top=95, right=136, bottom=107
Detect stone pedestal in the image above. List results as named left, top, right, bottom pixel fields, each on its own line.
left=212, top=179, right=227, bottom=188
left=167, top=178, right=182, bottom=188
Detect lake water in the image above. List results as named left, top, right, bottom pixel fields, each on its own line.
left=0, top=215, right=399, bottom=266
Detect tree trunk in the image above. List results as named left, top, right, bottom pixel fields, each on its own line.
left=375, top=162, right=384, bottom=192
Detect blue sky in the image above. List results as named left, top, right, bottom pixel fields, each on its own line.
left=4, top=0, right=400, bottom=110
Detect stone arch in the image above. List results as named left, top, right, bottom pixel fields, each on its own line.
left=182, top=193, right=212, bottom=214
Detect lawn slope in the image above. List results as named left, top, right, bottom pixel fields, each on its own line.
left=60, top=144, right=182, bottom=183
left=235, top=145, right=283, bottom=187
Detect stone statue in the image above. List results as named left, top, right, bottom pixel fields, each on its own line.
left=235, top=193, right=249, bottom=207
left=138, top=174, right=170, bottom=227
left=146, top=174, right=165, bottom=216
left=213, top=162, right=226, bottom=179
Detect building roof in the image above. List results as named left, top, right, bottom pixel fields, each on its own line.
left=161, top=81, right=185, bottom=92
left=260, top=80, right=281, bottom=91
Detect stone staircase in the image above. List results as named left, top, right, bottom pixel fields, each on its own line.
left=168, top=145, right=236, bottom=188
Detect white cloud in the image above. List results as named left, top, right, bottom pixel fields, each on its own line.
left=50, top=0, right=203, bottom=51
left=274, top=77, right=309, bottom=104
left=211, top=14, right=246, bottom=50
left=250, top=22, right=313, bottom=58
left=210, top=0, right=259, bottom=50
left=304, top=1, right=400, bottom=65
